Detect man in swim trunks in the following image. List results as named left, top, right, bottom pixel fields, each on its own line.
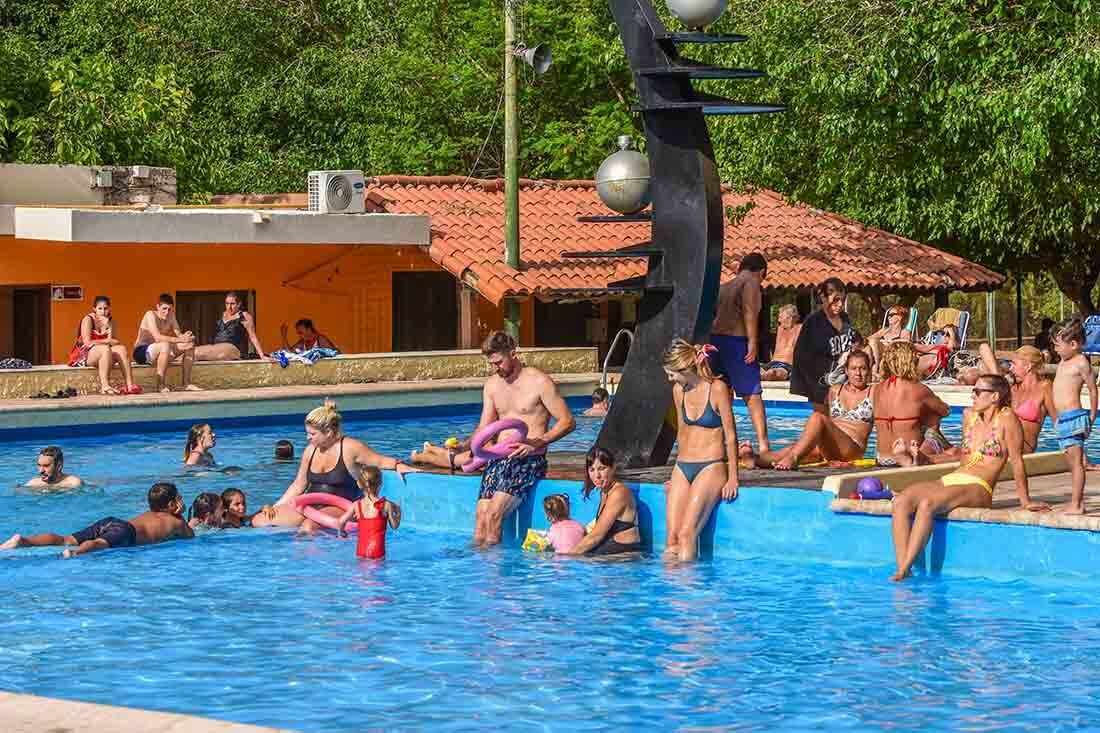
left=709, top=252, right=771, bottom=453
left=134, top=294, right=201, bottom=393
left=472, top=331, right=575, bottom=547
left=1, top=482, right=193, bottom=557
left=26, top=446, right=82, bottom=489
left=761, top=304, right=800, bottom=382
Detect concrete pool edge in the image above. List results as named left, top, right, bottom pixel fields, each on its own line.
left=0, top=691, right=295, bottom=733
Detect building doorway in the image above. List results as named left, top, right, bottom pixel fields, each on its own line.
left=392, top=272, right=458, bottom=352
left=175, top=290, right=257, bottom=356
left=11, top=287, right=51, bottom=364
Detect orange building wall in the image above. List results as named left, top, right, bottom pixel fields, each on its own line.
left=0, top=237, right=543, bottom=362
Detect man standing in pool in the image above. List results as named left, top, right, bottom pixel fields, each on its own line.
left=26, top=446, right=82, bottom=489
left=472, top=331, right=575, bottom=547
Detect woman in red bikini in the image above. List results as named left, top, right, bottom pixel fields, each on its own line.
left=337, top=465, right=401, bottom=558
left=67, top=295, right=141, bottom=395
left=872, top=342, right=950, bottom=466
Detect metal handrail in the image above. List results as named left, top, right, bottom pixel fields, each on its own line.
left=601, top=328, right=634, bottom=392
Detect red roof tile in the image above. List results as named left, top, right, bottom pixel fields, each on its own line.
left=214, top=177, right=1004, bottom=305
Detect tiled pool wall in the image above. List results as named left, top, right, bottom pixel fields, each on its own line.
left=386, top=471, right=1100, bottom=584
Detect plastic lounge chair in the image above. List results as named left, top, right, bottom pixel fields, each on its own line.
left=922, top=308, right=970, bottom=349
left=1083, top=315, right=1100, bottom=356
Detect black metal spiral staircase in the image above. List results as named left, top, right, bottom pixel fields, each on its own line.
left=563, top=0, right=784, bottom=467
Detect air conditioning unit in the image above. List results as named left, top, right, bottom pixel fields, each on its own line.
left=308, top=170, right=366, bottom=213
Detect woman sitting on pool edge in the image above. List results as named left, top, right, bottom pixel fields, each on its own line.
left=889, top=374, right=1049, bottom=581
left=193, top=291, right=266, bottom=362
left=252, top=400, right=419, bottom=531
left=663, top=339, right=739, bottom=562
left=564, top=446, right=641, bottom=556
left=746, top=351, right=874, bottom=470
left=67, top=295, right=141, bottom=394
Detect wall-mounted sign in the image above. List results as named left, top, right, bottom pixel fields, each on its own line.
left=51, top=285, right=84, bottom=301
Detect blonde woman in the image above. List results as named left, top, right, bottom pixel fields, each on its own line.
left=872, top=342, right=950, bottom=466
left=663, top=339, right=739, bottom=562
left=869, top=305, right=913, bottom=370
left=975, top=344, right=1054, bottom=454
left=253, top=401, right=418, bottom=530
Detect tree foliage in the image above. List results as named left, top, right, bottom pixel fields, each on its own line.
left=2, top=0, right=1099, bottom=309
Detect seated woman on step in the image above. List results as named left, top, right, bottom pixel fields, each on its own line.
left=193, top=291, right=266, bottom=362
left=873, top=342, right=951, bottom=466
left=67, top=295, right=141, bottom=395
left=662, top=339, right=739, bottom=562
left=748, top=351, right=874, bottom=470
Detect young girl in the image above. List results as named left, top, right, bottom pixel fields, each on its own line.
left=184, top=424, right=217, bottom=466
left=220, top=488, right=256, bottom=528
left=337, top=466, right=402, bottom=558
left=188, top=492, right=225, bottom=529
left=543, top=493, right=585, bottom=553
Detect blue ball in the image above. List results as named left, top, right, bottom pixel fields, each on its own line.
left=857, top=477, right=883, bottom=494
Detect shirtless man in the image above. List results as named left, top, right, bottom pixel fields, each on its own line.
left=708, top=252, right=770, bottom=453
left=1, top=482, right=193, bottom=557
left=471, top=331, right=575, bottom=547
left=133, top=293, right=201, bottom=393
left=26, top=446, right=82, bottom=489
left=761, top=304, right=801, bottom=381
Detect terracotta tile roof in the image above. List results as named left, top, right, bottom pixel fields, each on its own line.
left=214, top=177, right=1004, bottom=305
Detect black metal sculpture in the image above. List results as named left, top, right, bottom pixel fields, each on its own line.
left=568, top=0, right=784, bottom=467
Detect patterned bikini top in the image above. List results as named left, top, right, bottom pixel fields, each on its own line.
left=961, top=407, right=1008, bottom=465
left=829, top=386, right=874, bottom=424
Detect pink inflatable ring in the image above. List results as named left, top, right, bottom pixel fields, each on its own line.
left=461, top=418, right=541, bottom=472
left=291, top=492, right=357, bottom=532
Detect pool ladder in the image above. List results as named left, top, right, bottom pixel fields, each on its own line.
left=601, top=328, right=634, bottom=394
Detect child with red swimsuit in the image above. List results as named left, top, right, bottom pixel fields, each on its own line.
left=336, top=466, right=401, bottom=558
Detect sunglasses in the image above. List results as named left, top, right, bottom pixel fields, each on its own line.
left=971, top=387, right=996, bottom=396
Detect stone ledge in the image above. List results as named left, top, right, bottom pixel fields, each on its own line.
left=830, top=497, right=1100, bottom=532
left=0, top=692, right=293, bottom=733
left=0, top=346, right=598, bottom=400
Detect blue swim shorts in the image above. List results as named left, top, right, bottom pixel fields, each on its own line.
left=478, top=454, right=548, bottom=501
left=708, top=335, right=762, bottom=398
left=1056, top=408, right=1091, bottom=451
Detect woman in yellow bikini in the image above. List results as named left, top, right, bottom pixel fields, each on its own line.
left=889, top=374, right=1049, bottom=581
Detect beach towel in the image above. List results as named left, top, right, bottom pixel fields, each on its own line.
left=270, top=348, right=339, bottom=368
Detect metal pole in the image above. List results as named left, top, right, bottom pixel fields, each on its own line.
left=503, top=0, right=522, bottom=342
left=1016, top=275, right=1023, bottom=348
left=986, top=290, right=996, bottom=349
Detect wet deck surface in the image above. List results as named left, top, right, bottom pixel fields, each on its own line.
left=413, top=450, right=862, bottom=490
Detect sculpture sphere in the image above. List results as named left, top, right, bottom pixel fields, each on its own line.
left=665, top=0, right=726, bottom=29
left=595, top=136, right=651, bottom=215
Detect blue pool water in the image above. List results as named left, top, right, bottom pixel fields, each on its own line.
left=2, top=405, right=1098, bottom=730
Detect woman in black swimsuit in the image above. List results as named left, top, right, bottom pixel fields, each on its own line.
left=253, top=400, right=418, bottom=531
left=566, top=446, right=642, bottom=557
left=193, top=291, right=267, bottom=361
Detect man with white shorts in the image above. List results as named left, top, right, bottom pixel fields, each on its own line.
left=134, top=293, right=201, bottom=393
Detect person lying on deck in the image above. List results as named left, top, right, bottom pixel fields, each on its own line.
left=889, top=375, right=1049, bottom=581
left=747, top=351, right=874, bottom=470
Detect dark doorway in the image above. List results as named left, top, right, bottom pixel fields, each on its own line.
left=534, top=300, right=598, bottom=347
left=175, top=290, right=257, bottom=355
left=392, top=272, right=458, bottom=351
left=13, top=287, right=51, bottom=364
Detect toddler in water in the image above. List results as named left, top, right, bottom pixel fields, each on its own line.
left=543, top=493, right=585, bottom=553
left=336, top=466, right=402, bottom=558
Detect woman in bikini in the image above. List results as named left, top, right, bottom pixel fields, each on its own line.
left=67, top=295, right=141, bottom=394
left=872, top=342, right=951, bottom=466
left=974, top=344, right=1054, bottom=454
left=253, top=400, right=418, bottom=531
left=565, top=446, right=642, bottom=557
left=662, top=339, right=739, bottom=562
left=193, top=291, right=266, bottom=361
left=749, top=351, right=874, bottom=470
left=890, top=374, right=1049, bottom=581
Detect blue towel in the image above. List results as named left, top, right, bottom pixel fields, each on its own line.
left=269, top=348, right=339, bottom=368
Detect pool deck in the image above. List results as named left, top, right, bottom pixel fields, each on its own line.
left=0, top=692, right=293, bottom=733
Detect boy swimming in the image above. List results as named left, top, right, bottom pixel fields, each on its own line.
left=1, top=482, right=193, bottom=557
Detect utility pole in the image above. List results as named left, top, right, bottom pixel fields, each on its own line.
left=503, top=0, right=522, bottom=342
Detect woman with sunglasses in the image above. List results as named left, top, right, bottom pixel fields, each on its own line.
left=868, top=305, right=913, bottom=373
left=565, top=446, right=641, bottom=556
left=889, top=374, right=1049, bottom=581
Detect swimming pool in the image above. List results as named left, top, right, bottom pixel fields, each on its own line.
left=2, top=405, right=1098, bottom=731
